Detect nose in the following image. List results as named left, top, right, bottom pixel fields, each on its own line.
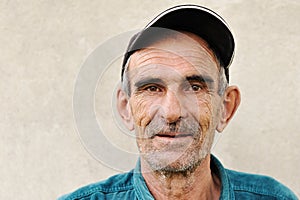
left=160, top=90, right=182, bottom=123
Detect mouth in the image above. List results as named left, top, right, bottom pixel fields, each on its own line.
left=153, top=132, right=193, bottom=139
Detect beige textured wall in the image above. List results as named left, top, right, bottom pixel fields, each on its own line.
left=1, top=0, right=299, bottom=199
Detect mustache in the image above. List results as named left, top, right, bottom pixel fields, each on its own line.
left=143, top=117, right=202, bottom=139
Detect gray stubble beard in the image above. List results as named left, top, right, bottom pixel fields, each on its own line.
left=138, top=116, right=216, bottom=176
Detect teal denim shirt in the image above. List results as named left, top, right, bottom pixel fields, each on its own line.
left=59, top=155, right=298, bottom=200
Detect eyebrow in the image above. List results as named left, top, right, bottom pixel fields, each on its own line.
left=134, top=78, right=165, bottom=88
left=186, top=75, right=214, bottom=84
left=133, top=75, right=215, bottom=89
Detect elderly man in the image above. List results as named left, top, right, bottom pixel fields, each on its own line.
left=59, top=5, right=297, bottom=200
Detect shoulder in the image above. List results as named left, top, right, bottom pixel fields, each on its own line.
left=226, top=169, right=298, bottom=199
left=58, top=170, right=135, bottom=200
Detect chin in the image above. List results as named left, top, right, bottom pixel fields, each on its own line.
left=143, top=149, right=207, bottom=174
left=159, top=159, right=201, bottom=174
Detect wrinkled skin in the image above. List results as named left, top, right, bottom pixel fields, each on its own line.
left=123, top=32, right=224, bottom=173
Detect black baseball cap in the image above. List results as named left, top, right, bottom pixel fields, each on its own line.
left=122, top=5, right=235, bottom=82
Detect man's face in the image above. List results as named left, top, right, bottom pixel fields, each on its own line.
left=124, top=32, right=224, bottom=172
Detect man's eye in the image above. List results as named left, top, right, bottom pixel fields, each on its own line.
left=186, top=84, right=203, bottom=92
left=191, top=85, right=201, bottom=91
left=145, top=86, right=161, bottom=92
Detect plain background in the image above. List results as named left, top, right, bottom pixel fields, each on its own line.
left=1, top=0, right=299, bottom=199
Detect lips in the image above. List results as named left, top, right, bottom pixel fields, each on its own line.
left=154, top=132, right=193, bottom=138
left=151, top=132, right=195, bottom=148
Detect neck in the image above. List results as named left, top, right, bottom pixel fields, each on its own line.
left=141, top=155, right=221, bottom=200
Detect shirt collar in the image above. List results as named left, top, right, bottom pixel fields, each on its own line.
left=133, top=155, right=233, bottom=200
left=211, top=155, right=233, bottom=199
left=133, top=158, right=155, bottom=200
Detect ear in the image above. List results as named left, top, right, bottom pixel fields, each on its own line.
left=117, top=88, right=134, bottom=131
left=216, top=86, right=241, bottom=132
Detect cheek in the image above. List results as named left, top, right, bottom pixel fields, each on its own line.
left=130, top=96, right=153, bottom=127
left=194, top=97, right=218, bottom=133
left=199, top=103, right=212, bottom=133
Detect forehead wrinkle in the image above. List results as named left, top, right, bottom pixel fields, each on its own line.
left=127, top=32, right=221, bottom=86
left=129, top=48, right=182, bottom=67
left=130, top=48, right=217, bottom=73
left=156, top=31, right=218, bottom=63
left=177, top=31, right=220, bottom=68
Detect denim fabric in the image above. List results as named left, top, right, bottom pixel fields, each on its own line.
left=58, top=155, right=298, bottom=200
